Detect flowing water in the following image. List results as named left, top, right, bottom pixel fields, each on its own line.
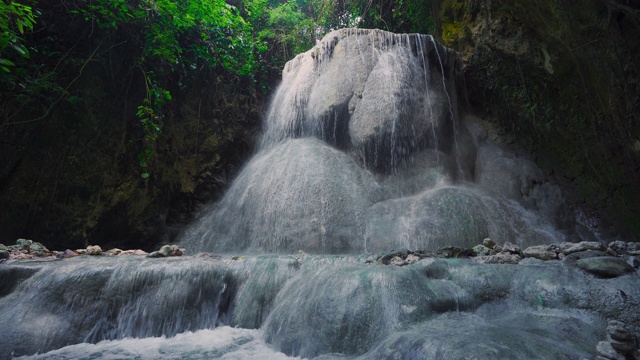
left=1, top=29, right=638, bottom=359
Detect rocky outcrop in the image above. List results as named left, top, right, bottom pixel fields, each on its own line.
left=262, top=28, right=458, bottom=173
left=444, top=0, right=640, bottom=240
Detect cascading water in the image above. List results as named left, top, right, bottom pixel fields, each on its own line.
left=1, top=29, right=638, bottom=360
left=179, top=28, right=565, bottom=255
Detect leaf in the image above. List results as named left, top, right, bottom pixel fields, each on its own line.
left=141, top=172, right=150, bottom=179
left=0, top=58, right=15, bottom=67
left=12, top=44, right=30, bottom=59
left=139, top=160, right=148, bottom=167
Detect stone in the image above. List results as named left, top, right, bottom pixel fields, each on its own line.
left=86, top=245, right=102, bottom=255
left=575, top=256, right=634, bottom=278
left=75, top=249, right=87, bottom=255
left=0, top=244, right=7, bottom=252
left=0, top=250, right=9, bottom=260
left=483, top=238, right=496, bottom=248
left=502, top=242, right=521, bottom=254
left=523, top=244, right=558, bottom=260
left=378, top=250, right=410, bottom=265
left=147, top=251, right=164, bottom=258
left=104, top=248, right=122, bottom=255
left=623, top=255, right=640, bottom=268
left=596, top=341, right=625, bottom=360
left=405, top=254, right=420, bottom=265
left=609, top=339, right=636, bottom=353
left=473, top=252, right=521, bottom=264
left=119, top=249, right=147, bottom=256
left=472, top=244, right=492, bottom=256
left=563, top=250, right=607, bottom=262
left=159, top=244, right=183, bottom=257
left=608, top=241, right=628, bottom=254
left=389, top=256, right=405, bottom=266
left=16, top=238, right=33, bottom=250
left=62, top=249, right=78, bottom=258
left=607, top=321, right=632, bottom=342
left=560, top=241, right=605, bottom=255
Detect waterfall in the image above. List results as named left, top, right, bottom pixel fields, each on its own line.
left=179, top=29, right=566, bottom=254
left=2, top=29, right=633, bottom=360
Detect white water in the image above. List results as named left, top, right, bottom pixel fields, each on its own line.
left=179, top=28, right=569, bottom=255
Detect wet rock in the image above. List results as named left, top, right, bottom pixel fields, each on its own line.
left=16, top=239, right=33, bottom=251
left=405, top=254, right=420, bottom=265
left=483, top=238, right=496, bottom=248
left=159, top=244, right=184, bottom=257
left=86, top=245, right=102, bottom=256
left=609, top=339, right=636, bottom=353
left=473, top=252, right=521, bottom=264
left=147, top=251, right=164, bottom=258
left=575, top=257, right=634, bottom=278
left=378, top=249, right=409, bottom=265
left=0, top=250, right=9, bottom=260
left=623, top=255, right=640, bottom=268
left=596, top=341, right=625, bottom=360
left=560, top=241, right=605, bottom=255
left=608, top=241, right=628, bottom=254
left=120, top=249, right=147, bottom=256
left=62, top=249, right=78, bottom=258
left=436, top=246, right=474, bottom=258
left=0, top=244, right=7, bottom=252
left=472, top=244, right=492, bottom=256
left=607, top=321, right=632, bottom=342
left=523, top=244, right=558, bottom=260
left=389, top=256, right=405, bottom=266
left=564, top=250, right=608, bottom=262
left=502, top=242, right=521, bottom=254
left=104, top=248, right=122, bottom=255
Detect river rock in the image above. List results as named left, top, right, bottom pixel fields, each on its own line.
left=523, top=244, right=558, bottom=260
left=120, top=249, right=147, bottom=256
left=472, top=244, right=492, bottom=256
left=473, top=252, right=521, bottom=264
left=482, top=238, right=496, bottom=248
left=575, top=256, right=634, bottom=278
left=607, top=321, right=633, bottom=342
left=596, top=341, right=626, bottom=360
left=104, top=248, right=122, bottom=255
left=62, top=249, right=78, bottom=258
left=147, top=251, right=164, bottom=258
left=159, top=245, right=183, bottom=257
left=86, top=245, right=102, bottom=255
left=564, top=250, right=608, bottom=262
left=405, top=254, right=420, bottom=265
left=623, top=255, right=640, bottom=268
left=608, top=241, right=628, bottom=254
left=0, top=250, right=9, bottom=260
left=502, top=241, right=521, bottom=254
left=389, top=256, right=405, bottom=266
left=560, top=241, right=605, bottom=255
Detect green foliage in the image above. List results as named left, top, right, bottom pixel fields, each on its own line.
left=0, top=1, right=36, bottom=73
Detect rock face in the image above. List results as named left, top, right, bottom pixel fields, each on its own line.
left=179, top=29, right=585, bottom=255
left=263, top=28, right=457, bottom=173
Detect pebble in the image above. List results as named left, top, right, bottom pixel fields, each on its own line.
left=523, top=245, right=558, bottom=260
